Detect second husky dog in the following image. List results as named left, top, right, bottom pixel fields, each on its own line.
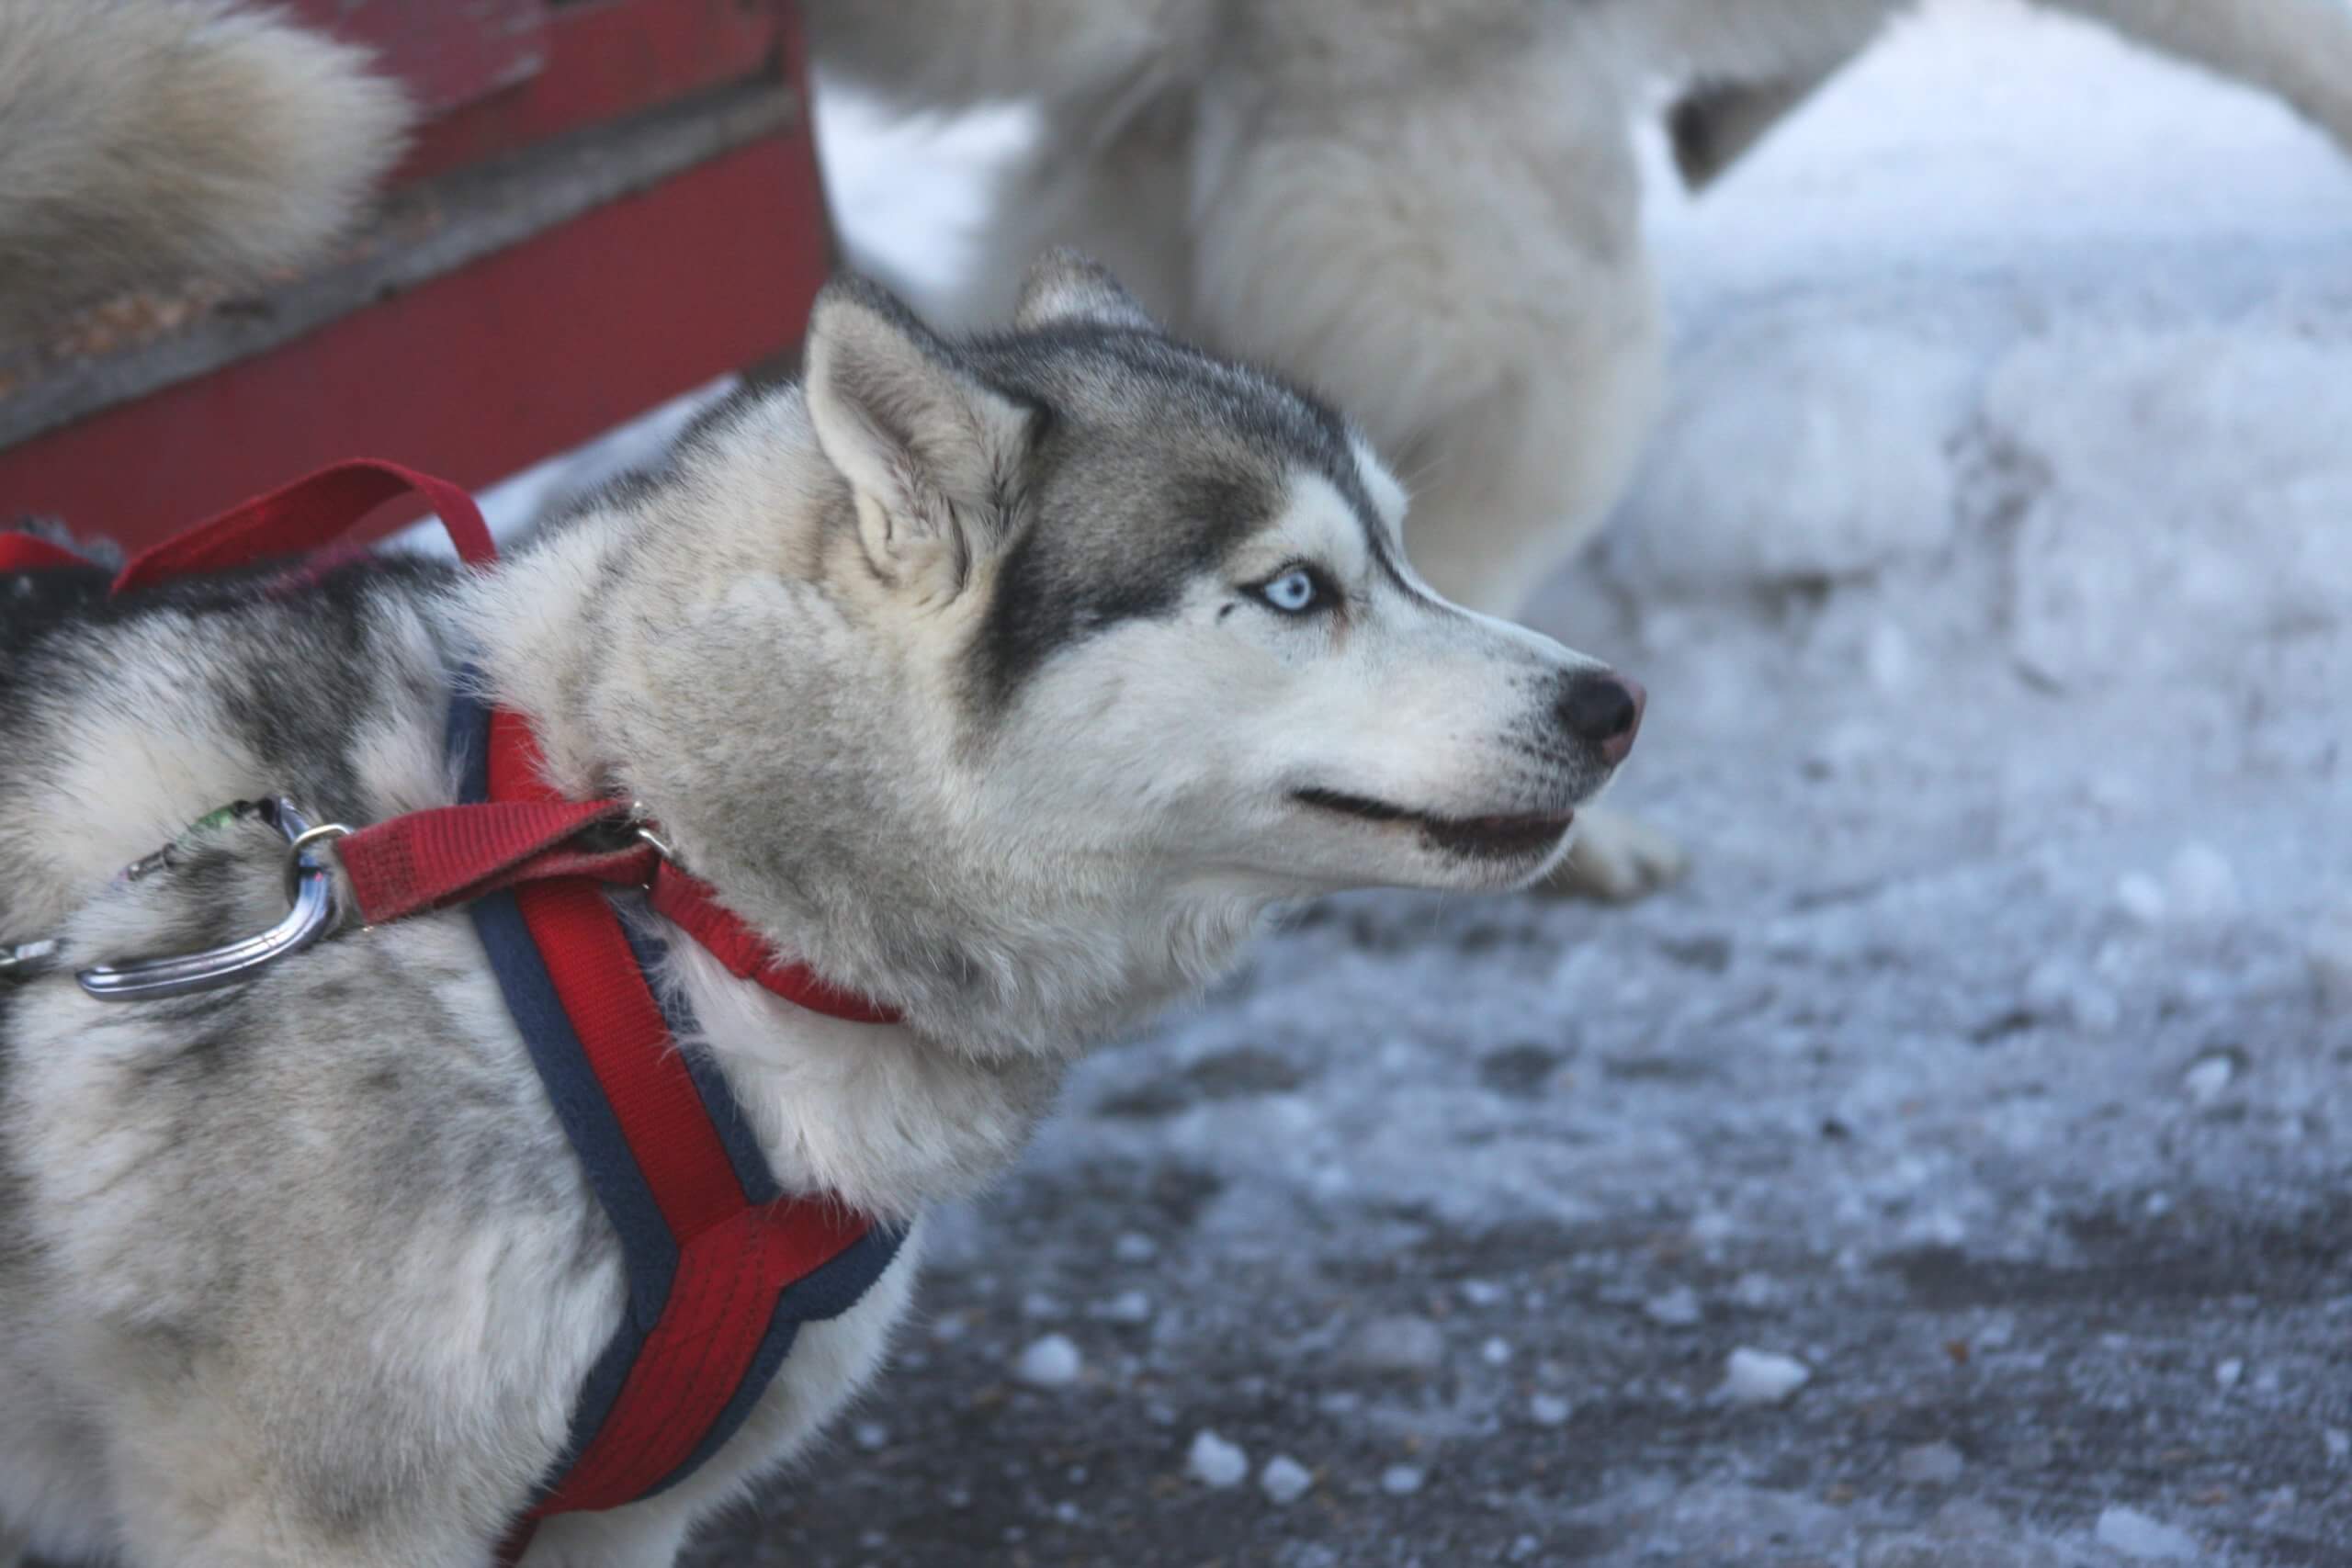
left=0, top=254, right=1645, bottom=1567
left=808, top=0, right=2352, bottom=897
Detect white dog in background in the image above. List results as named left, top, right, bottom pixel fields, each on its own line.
left=808, top=0, right=2352, bottom=897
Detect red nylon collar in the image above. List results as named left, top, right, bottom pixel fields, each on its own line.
left=332, top=774, right=900, bottom=1025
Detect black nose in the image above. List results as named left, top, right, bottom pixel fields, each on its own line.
left=1557, top=671, right=1645, bottom=765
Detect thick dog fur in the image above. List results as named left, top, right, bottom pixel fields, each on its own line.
left=806, top=0, right=2352, bottom=897
left=0, top=255, right=1644, bottom=1566
left=0, top=0, right=411, bottom=344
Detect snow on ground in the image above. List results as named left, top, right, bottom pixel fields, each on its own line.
left=480, top=3, right=2352, bottom=1562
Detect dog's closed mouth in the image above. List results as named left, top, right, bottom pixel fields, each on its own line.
left=1292, top=787, right=1575, bottom=859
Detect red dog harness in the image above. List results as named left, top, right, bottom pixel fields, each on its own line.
left=6, top=463, right=904, bottom=1563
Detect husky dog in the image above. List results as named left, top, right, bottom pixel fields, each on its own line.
left=806, top=0, right=2352, bottom=897
left=0, top=0, right=411, bottom=344
left=0, top=253, right=1644, bottom=1567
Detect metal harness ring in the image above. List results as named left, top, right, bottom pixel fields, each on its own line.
left=76, top=798, right=345, bottom=1001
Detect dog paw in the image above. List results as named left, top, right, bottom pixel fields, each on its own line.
left=1538, top=807, right=1690, bottom=903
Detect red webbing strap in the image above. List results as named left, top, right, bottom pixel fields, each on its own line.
left=0, top=534, right=96, bottom=572
left=110, top=458, right=497, bottom=594
left=529, top=1201, right=872, bottom=1517
left=485, top=710, right=865, bottom=1525
left=336, top=798, right=639, bottom=927
left=649, top=867, right=901, bottom=1025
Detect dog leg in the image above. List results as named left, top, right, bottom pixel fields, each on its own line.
left=1668, top=61, right=1849, bottom=191
left=101, top=1406, right=502, bottom=1568
left=515, top=1508, right=691, bottom=1568
left=2036, top=0, right=2352, bottom=152
left=1544, top=804, right=1691, bottom=903
left=937, top=86, right=1199, bottom=332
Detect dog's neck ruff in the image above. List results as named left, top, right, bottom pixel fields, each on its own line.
left=22, top=461, right=906, bottom=1555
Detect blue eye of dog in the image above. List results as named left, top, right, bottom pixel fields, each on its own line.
left=1255, top=567, right=1324, bottom=615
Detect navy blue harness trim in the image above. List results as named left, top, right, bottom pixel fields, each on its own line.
left=445, top=680, right=904, bottom=1508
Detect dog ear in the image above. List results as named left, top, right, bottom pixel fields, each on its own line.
left=1015, top=248, right=1158, bottom=333
left=806, top=276, right=1035, bottom=593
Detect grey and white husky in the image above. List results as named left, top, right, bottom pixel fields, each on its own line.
left=808, top=0, right=2352, bottom=897
left=0, top=254, right=1645, bottom=1567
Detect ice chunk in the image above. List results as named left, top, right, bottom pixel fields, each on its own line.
left=2094, top=1506, right=2198, bottom=1561
left=1720, top=1348, right=1812, bottom=1404
left=1014, top=1334, right=1082, bottom=1388
left=1186, top=1430, right=1248, bottom=1489
left=1260, top=1454, right=1313, bottom=1505
left=1645, top=1287, right=1703, bottom=1327
left=1096, top=1290, right=1154, bottom=1325
left=2181, top=1054, right=2235, bottom=1105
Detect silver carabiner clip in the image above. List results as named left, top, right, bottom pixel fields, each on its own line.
left=76, top=798, right=347, bottom=1001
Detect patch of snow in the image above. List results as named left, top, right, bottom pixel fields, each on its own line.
left=2165, top=843, right=2240, bottom=923
left=2094, top=1506, right=2199, bottom=1561
left=1013, top=1334, right=1082, bottom=1389
left=2181, top=1055, right=2236, bottom=1106
left=1608, top=323, right=1971, bottom=592
left=1094, top=1289, right=1154, bottom=1325
left=1895, top=1442, right=1966, bottom=1485
left=1529, top=1394, right=1572, bottom=1427
left=1379, top=1464, right=1427, bottom=1497
left=2113, top=875, right=2169, bottom=930
left=1186, top=1430, right=1248, bottom=1490
left=1644, top=1287, right=1703, bottom=1328
left=1347, top=1316, right=1446, bottom=1374
left=1260, top=1455, right=1314, bottom=1505
left=1720, top=1348, right=1812, bottom=1406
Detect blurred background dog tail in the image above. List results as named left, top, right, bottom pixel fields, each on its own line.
left=0, top=0, right=412, bottom=342
left=1662, top=0, right=2352, bottom=192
